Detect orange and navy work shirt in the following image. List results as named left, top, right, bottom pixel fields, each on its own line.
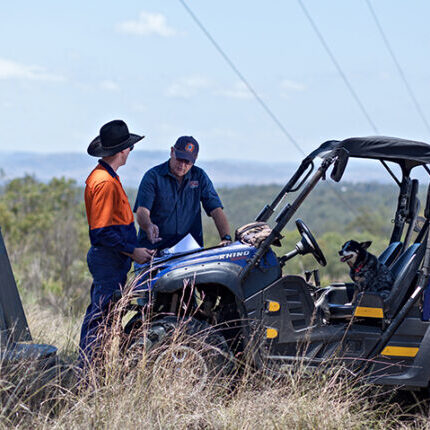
left=85, top=160, right=137, bottom=254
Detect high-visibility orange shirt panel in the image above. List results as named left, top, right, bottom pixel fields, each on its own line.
left=85, top=162, right=136, bottom=253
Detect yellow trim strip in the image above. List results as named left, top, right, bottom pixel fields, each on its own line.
left=266, top=328, right=278, bottom=339
left=381, top=346, right=419, bottom=358
left=267, top=301, right=280, bottom=312
left=354, top=306, right=384, bottom=318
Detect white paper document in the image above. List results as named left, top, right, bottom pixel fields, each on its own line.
left=166, top=234, right=201, bottom=254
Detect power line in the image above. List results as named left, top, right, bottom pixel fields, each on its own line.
left=297, top=0, right=379, bottom=134
left=178, top=0, right=360, bottom=220
left=296, top=0, right=397, bottom=222
left=177, top=0, right=304, bottom=156
left=365, top=0, right=430, bottom=136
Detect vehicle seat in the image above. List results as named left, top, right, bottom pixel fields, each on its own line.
left=316, top=241, right=402, bottom=313
left=384, top=242, right=425, bottom=318
left=378, top=241, right=402, bottom=268
left=316, top=242, right=425, bottom=321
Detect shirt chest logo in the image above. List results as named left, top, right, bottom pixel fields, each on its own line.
left=189, top=180, right=199, bottom=189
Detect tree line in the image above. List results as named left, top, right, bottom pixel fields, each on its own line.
left=0, top=176, right=404, bottom=314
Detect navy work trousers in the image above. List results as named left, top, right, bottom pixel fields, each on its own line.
left=78, top=246, right=131, bottom=366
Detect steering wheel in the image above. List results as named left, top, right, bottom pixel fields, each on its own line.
left=295, top=219, right=327, bottom=267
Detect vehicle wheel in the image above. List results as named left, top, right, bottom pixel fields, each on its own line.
left=126, top=316, right=235, bottom=394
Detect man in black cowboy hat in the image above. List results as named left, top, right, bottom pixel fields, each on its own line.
left=79, top=119, right=154, bottom=365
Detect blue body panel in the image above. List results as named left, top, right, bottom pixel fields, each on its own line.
left=134, top=241, right=279, bottom=293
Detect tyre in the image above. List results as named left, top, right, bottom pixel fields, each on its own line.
left=126, top=316, right=235, bottom=394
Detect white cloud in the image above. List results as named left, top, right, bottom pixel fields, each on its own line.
left=280, top=79, right=306, bottom=95
left=100, top=80, right=119, bottom=91
left=217, top=81, right=253, bottom=100
left=116, top=11, right=176, bottom=37
left=165, top=76, right=212, bottom=99
left=0, top=58, right=65, bottom=82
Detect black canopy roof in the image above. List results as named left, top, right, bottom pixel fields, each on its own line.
left=310, top=136, right=430, bottom=170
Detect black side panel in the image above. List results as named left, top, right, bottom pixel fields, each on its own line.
left=262, top=276, right=315, bottom=342
left=243, top=289, right=263, bottom=321
left=0, top=228, right=31, bottom=342
left=371, top=323, right=430, bottom=388
left=261, top=276, right=383, bottom=363
left=367, top=303, right=430, bottom=388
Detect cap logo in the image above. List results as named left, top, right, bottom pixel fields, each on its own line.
left=185, top=143, right=195, bottom=153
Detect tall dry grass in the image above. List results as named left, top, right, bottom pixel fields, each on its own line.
left=0, top=303, right=424, bottom=429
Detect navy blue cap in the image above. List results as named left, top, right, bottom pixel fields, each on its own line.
left=174, top=136, right=199, bottom=163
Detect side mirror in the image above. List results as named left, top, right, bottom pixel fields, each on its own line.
left=330, top=148, right=349, bottom=182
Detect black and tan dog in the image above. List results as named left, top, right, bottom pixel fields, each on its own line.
left=339, top=240, right=394, bottom=300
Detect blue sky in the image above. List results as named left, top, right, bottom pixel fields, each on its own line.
left=1, top=0, right=429, bottom=162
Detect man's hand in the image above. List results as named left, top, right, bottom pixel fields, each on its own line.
left=218, top=239, right=232, bottom=247
left=131, top=247, right=155, bottom=264
left=145, top=222, right=162, bottom=244
left=136, top=207, right=162, bottom=244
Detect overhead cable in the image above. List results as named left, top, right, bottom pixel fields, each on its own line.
left=296, top=0, right=402, bottom=221
left=297, top=0, right=379, bottom=134
left=177, top=0, right=304, bottom=155
left=178, top=0, right=361, bottom=219
left=365, top=0, right=430, bottom=136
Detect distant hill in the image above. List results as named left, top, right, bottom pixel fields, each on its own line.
left=0, top=150, right=428, bottom=187
left=212, top=182, right=399, bottom=235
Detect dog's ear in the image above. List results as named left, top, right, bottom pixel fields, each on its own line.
left=360, top=241, right=372, bottom=249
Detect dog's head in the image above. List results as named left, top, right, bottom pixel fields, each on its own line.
left=338, top=240, right=371, bottom=266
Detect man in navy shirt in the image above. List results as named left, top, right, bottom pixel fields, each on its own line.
left=133, top=136, right=231, bottom=250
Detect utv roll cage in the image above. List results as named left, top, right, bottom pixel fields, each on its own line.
left=241, top=136, right=430, bottom=280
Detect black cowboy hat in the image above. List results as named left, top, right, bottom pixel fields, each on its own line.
left=87, top=119, right=144, bottom=157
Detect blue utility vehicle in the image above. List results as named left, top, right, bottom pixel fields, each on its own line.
left=124, top=136, right=430, bottom=392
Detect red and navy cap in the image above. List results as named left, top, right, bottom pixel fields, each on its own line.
left=174, top=136, right=199, bottom=163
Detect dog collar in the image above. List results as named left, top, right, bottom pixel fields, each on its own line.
left=354, top=263, right=364, bottom=273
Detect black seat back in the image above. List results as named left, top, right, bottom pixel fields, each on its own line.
left=385, top=242, right=425, bottom=319
left=378, top=241, right=402, bottom=267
